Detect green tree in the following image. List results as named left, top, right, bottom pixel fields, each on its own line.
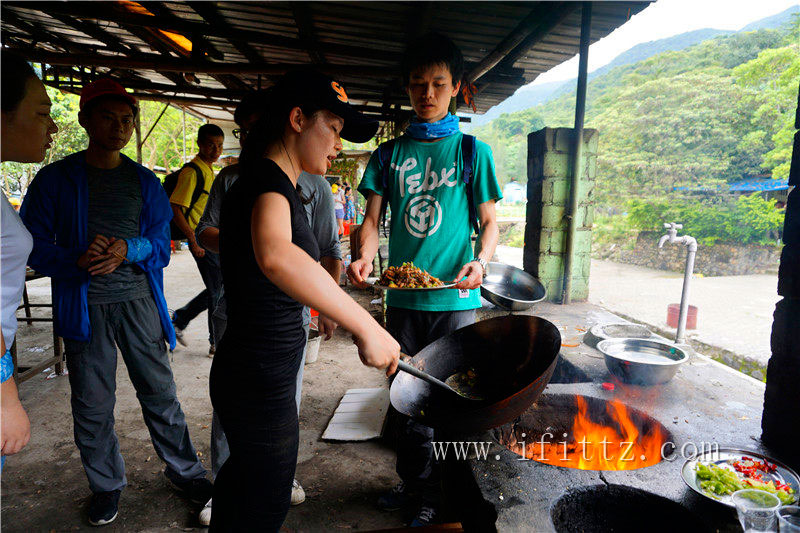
left=733, top=44, right=800, bottom=179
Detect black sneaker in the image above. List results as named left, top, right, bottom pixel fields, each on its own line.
left=378, top=481, right=417, bottom=511
left=409, top=504, right=438, bottom=527
left=88, top=489, right=121, bottom=526
left=167, top=473, right=213, bottom=504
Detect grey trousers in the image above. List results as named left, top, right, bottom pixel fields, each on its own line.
left=64, top=296, right=207, bottom=493
left=209, top=314, right=309, bottom=479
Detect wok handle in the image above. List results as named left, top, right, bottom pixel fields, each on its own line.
left=397, top=360, right=454, bottom=394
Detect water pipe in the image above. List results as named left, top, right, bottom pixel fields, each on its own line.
left=658, top=223, right=698, bottom=344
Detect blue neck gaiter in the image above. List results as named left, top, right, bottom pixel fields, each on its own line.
left=405, top=113, right=460, bottom=139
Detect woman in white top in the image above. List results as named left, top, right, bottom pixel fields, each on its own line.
left=1, top=52, right=59, bottom=461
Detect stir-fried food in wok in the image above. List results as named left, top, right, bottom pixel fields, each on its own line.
left=379, top=262, right=444, bottom=289
left=445, top=367, right=485, bottom=400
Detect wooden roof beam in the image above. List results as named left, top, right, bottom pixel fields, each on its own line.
left=12, top=1, right=400, bottom=63
left=47, top=13, right=134, bottom=55
left=1, top=8, right=77, bottom=53
left=136, top=2, right=250, bottom=93
left=187, top=2, right=263, bottom=64
left=466, top=1, right=578, bottom=84
left=410, top=1, right=434, bottom=40
left=291, top=3, right=325, bottom=65
left=17, top=49, right=397, bottom=77
left=145, top=2, right=225, bottom=62
left=113, top=22, right=191, bottom=90
left=496, top=3, right=579, bottom=73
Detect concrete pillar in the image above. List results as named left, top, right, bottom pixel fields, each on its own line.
left=523, top=127, right=598, bottom=302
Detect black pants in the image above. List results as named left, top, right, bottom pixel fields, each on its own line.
left=208, top=331, right=303, bottom=532
left=173, top=252, right=221, bottom=344
left=385, top=307, right=476, bottom=506
left=762, top=297, right=800, bottom=470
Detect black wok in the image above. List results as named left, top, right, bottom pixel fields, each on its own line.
left=390, top=315, right=561, bottom=434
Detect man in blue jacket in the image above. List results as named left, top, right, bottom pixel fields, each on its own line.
left=20, top=79, right=210, bottom=527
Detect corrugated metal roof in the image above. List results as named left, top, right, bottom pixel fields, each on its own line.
left=2, top=1, right=650, bottom=124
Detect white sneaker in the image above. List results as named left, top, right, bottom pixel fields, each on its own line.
left=208, top=344, right=215, bottom=358
left=291, top=479, right=305, bottom=505
left=198, top=498, right=212, bottom=526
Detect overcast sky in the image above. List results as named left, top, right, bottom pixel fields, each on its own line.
left=532, top=0, right=800, bottom=85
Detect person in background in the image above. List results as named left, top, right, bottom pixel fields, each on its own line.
left=209, top=69, right=399, bottom=531
left=333, top=180, right=346, bottom=237
left=193, top=90, right=343, bottom=525
left=0, top=52, right=58, bottom=466
left=8, top=196, right=21, bottom=212
left=348, top=33, right=501, bottom=526
left=344, top=185, right=357, bottom=225
left=20, top=78, right=210, bottom=527
left=170, top=124, right=224, bottom=355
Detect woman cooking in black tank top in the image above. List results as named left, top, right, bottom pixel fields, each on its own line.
left=218, top=160, right=319, bottom=356
left=208, top=70, right=399, bottom=532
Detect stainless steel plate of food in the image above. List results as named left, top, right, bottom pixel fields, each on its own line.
left=370, top=280, right=457, bottom=291
left=681, top=447, right=799, bottom=507
left=369, top=262, right=457, bottom=291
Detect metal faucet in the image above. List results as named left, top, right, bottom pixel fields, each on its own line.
left=658, top=223, right=698, bottom=344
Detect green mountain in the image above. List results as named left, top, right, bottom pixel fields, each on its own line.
left=472, top=12, right=799, bottom=206
left=741, top=5, right=800, bottom=31
left=464, top=5, right=799, bottom=132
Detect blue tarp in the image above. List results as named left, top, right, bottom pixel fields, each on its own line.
left=728, top=179, right=789, bottom=192
left=673, top=179, right=789, bottom=193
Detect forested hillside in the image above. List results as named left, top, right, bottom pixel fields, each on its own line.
left=472, top=16, right=799, bottom=210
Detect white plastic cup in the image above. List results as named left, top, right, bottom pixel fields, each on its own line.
left=777, top=506, right=800, bottom=532
left=305, top=329, right=321, bottom=364
left=732, top=489, right=780, bottom=532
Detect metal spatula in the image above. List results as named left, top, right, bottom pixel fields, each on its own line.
left=396, top=360, right=481, bottom=400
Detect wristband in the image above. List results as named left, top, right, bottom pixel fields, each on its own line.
left=1, top=350, right=14, bottom=383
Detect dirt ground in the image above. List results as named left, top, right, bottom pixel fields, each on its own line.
left=2, top=249, right=407, bottom=532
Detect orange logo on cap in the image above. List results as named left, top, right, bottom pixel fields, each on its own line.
left=331, top=81, right=348, bottom=103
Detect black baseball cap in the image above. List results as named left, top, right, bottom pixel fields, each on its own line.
left=273, top=69, right=379, bottom=143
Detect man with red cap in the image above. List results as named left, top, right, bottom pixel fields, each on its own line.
left=20, top=78, right=210, bottom=527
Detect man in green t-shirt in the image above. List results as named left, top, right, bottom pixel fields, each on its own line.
left=348, top=33, right=501, bottom=527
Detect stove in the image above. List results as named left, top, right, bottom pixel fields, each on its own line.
left=445, top=302, right=776, bottom=532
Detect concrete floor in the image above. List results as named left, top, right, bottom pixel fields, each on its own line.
left=2, top=250, right=407, bottom=532
left=5, top=244, right=781, bottom=531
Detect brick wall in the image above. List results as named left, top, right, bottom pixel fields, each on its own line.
left=523, top=127, right=598, bottom=302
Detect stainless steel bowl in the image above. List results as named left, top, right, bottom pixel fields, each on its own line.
left=480, top=262, right=546, bottom=311
left=597, top=338, right=689, bottom=386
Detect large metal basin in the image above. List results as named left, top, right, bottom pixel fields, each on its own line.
left=597, top=338, right=689, bottom=385
left=480, top=262, right=546, bottom=311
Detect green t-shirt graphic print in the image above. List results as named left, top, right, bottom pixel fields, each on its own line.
left=358, top=133, right=502, bottom=311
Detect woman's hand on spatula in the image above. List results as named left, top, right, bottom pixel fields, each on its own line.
left=354, top=325, right=400, bottom=376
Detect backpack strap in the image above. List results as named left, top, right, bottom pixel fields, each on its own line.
left=183, top=162, right=207, bottom=216
left=377, top=139, right=396, bottom=237
left=461, top=134, right=480, bottom=234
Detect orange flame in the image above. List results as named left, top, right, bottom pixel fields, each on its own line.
left=510, top=397, right=667, bottom=470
